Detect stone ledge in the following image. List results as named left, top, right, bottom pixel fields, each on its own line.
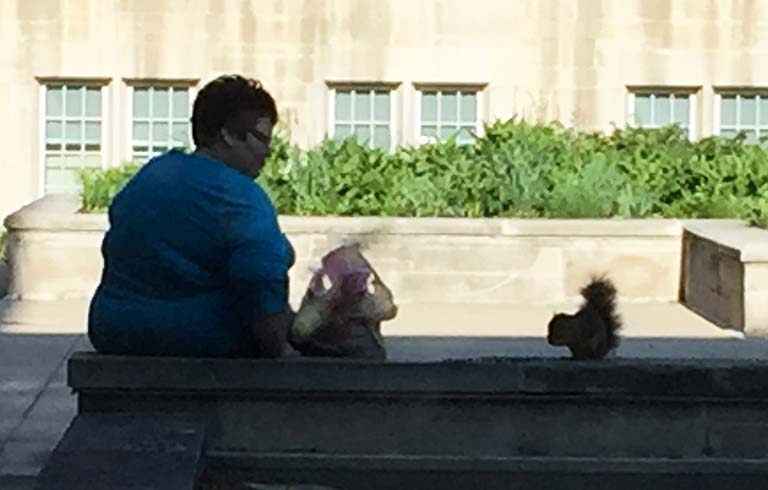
left=4, top=195, right=684, bottom=238
left=3, top=194, right=106, bottom=233
left=68, top=349, right=768, bottom=399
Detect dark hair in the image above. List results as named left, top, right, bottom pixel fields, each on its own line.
left=191, top=75, right=278, bottom=148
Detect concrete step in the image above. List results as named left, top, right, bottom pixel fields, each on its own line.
left=211, top=453, right=768, bottom=490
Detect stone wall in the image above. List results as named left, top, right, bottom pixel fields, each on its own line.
left=682, top=221, right=768, bottom=336
left=3, top=195, right=683, bottom=307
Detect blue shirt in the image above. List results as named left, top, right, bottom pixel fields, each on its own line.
left=88, top=150, right=294, bottom=357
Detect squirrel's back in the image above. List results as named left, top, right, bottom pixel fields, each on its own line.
left=581, top=276, right=622, bottom=352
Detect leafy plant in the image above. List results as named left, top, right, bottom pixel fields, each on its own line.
left=0, top=227, right=6, bottom=262
left=79, top=163, right=141, bottom=213
left=75, top=120, right=768, bottom=228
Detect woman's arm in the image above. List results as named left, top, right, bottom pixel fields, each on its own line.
left=251, top=307, right=295, bottom=358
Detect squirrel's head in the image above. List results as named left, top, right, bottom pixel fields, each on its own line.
left=547, top=313, right=582, bottom=346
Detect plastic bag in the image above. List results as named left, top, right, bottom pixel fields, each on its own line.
left=290, top=243, right=397, bottom=360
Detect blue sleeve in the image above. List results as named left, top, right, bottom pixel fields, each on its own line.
left=222, top=185, right=291, bottom=319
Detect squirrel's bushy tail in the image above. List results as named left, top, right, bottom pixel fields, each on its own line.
left=581, top=276, right=622, bottom=351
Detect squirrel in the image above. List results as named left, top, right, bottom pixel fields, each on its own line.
left=547, top=276, right=622, bottom=360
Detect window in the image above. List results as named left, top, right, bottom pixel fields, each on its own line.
left=42, top=83, right=104, bottom=194
left=330, top=87, right=393, bottom=150
left=717, top=93, right=768, bottom=143
left=419, top=89, right=479, bottom=144
left=628, top=91, right=695, bottom=138
left=130, top=85, right=191, bottom=160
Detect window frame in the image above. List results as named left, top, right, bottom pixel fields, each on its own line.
left=125, top=79, right=197, bottom=162
left=37, top=78, right=110, bottom=196
left=713, top=88, right=768, bottom=142
left=413, top=83, right=486, bottom=145
left=626, top=87, right=698, bottom=140
left=326, top=82, right=400, bottom=151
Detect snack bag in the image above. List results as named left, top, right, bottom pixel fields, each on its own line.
left=290, top=243, right=397, bottom=359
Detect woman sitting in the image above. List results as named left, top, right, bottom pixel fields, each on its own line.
left=88, top=75, right=295, bottom=358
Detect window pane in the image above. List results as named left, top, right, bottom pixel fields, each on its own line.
left=721, top=96, right=738, bottom=126
left=133, top=122, right=150, bottom=141
left=720, top=128, right=738, bottom=139
left=46, top=143, right=62, bottom=152
left=85, top=88, right=101, bottom=117
left=634, top=94, right=652, bottom=125
left=172, top=122, right=189, bottom=145
left=760, top=97, right=768, bottom=125
left=653, top=95, right=671, bottom=125
left=46, top=121, right=62, bottom=140
left=422, top=92, right=438, bottom=122
left=62, top=154, right=85, bottom=168
left=82, top=154, right=101, bottom=167
left=65, top=121, right=81, bottom=141
left=354, top=126, right=371, bottom=146
left=354, top=91, right=371, bottom=121
left=673, top=96, right=689, bottom=126
left=742, top=96, right=757, bottom=125
left=65, top=87, right=83, bottom=117
left=442, top=92, right=458, bottom=122
left=152, top=89, right=169, bottom=117
left=457, top=126, right=476, bottom=143
left=152, top=122, right=169, bottom=141
left=744, top=129, right=758, bottom=143
left=421, top=125, right=437, bottom=137
left=46, top=87, right=63, bottom=116
left=439, top=126, right=456, bottom=141
left=133, top=88, right=150, bottom=118
left=172, top=89, right=189, bottom=118
left=373, top=125, right=390, bottom=149
left=374, top=91, right=389, bottom=120
left=85, top=122, right=100, bottom=142
left=460, top=93, right=477, bottom=123
left=334, top=124, right=351, bottom=140
left=335, top=91, right=352, bottom=120
left=45, top=168, right=79, bottom=192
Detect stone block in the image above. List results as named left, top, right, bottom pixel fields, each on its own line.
left=33, top=413, right=205, bottom=490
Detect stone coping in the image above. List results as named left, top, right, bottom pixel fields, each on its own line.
left=5, top=194, right=683, bottom=237
left=683, top=219, right=768, bottom=262
left=69, top=346, right=768, bottom=399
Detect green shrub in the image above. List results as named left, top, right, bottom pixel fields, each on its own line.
left=0, top=227, right=6, bottom=262
left=76, top=120, right=768, bottom=227
left=79, top=163, right=141, bottom=213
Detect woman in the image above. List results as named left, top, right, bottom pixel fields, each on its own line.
left=88, top=75, right=295, bottom=357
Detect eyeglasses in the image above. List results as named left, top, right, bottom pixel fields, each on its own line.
left=245, top=128, right=272, bottom=148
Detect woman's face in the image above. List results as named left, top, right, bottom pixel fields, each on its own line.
left=226, top=111, right=274, bottom=178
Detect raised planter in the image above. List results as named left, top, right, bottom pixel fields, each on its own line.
left=2, top=195, right=683, bottom=306
left=5, top=195, right=768, bottom=336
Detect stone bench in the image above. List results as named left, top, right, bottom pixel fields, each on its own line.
left=58, top=338, right=768, bottom=489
